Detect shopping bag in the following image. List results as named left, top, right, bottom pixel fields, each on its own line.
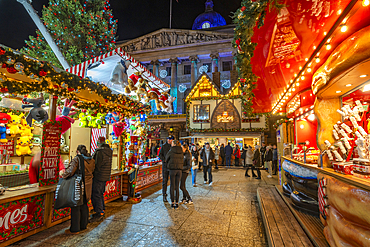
left=54, top=159, right=84, bottom=209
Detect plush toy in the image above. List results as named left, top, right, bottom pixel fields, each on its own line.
left=164, top=95, right=176, bottom=113
left=105, top=113, right=114, bottom=125
left=109, top=59, right=131, bottom=86
left=113, top=121, right=125, bottom=137
left=87, top=114, right=98, bottom=128
left=79, top=111, right=89, bottom=128
left=16, top=136, right=32, bottom=156
left=158, top=90, right=170, bottom=110
left=146, top=88, right=162, bottom=110
left=31, top=136, right=42, bottom=155
left=22, top=93, right=48, bottom=126
left=95, top=113, right=105, bottom=129
left=20, top=117, right=34, bottom=138
left=125, top=72, right=141, bottom=94
left=32, top=123, right=43, bottom=136
left=0, top=113, right=11, bottom=142
left=8, top=113, right=23, bottom=137
left=56, top=99, right=76, bottom=134
left=136, top=79, right=149, bottom=101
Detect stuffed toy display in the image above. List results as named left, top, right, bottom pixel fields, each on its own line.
left=56, top=99, right=76, bottom=134
left=113, top=121, right=125, bottom=137
left=16, top=136, right=32, bottom=156
left=0, top=113, right=11, bottom=142
left=22, top=93, right=48, bottom=126
left=109, top=59, right=131, bottom=86
left=31, top=136, right=42, bottom=155
left=125, top=72, right=142, bottom=94
left=20, top=117, right=34, bottom=138
left=95, top=113, right=106, bottom=129
left=8, top=113, right=23, bottom=136
left=136, top=78, right=149, bottom=101
left=79, top=111, right=89, bottom=128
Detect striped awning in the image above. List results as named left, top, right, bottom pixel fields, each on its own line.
left=66, top=47, right=169, bottom=94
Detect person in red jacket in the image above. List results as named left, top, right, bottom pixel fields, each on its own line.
left=233, top=144, right=241, bottom=167
left=29, top=151, right=65, bottom=184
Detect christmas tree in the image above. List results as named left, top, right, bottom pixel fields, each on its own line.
left=21, top=0, right=117, bottom=69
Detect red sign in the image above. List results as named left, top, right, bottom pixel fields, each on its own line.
left=0, top=195, right=44, bottom=243
left=136, top=166, right=161, bottom=190
left=0, top=140, right=14, bottom=156
left=39, top=120, right=61, bottom=187
left=104, top=175, right=121, bottom=201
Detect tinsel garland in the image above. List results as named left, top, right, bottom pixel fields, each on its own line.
left=232, top=0, right=283, bottom=117
left=0, top=46, right=150, bottom=116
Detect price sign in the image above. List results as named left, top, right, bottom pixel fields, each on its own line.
left=39, top=120, right=61, bottom=187
left=0, top=140, right=14, bottom=156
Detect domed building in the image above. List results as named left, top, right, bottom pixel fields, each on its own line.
left=192, top=0, right=227, bottom=30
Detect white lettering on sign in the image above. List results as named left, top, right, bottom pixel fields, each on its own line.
left=42, top=157, right=59, bottom=168
left=44, top=147, right=59, bottom=157
left=43, top=169, right=56, bottom=179
left=217, top=111, right=234, bottom=123
left=105, top=180, right=116, bottom=194
left=0, top=204, right=28, bottom=230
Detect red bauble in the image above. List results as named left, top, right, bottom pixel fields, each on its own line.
left=6, top=66, right=17, bottom=74
left=240, top=78, right=246, bottom=83
left=39, top=70, right=47, bottom=76
left=241, top=6, right=246, bottom=12
left=235, top=39, right=241, bottom=46
left=0, top=47, right=5, bottom=55
left=2, top=63, right=7, bottom=68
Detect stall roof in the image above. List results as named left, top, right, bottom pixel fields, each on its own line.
left=248, top=0, right=370, bottom=114
left=66, top=47, right=170, bottom=97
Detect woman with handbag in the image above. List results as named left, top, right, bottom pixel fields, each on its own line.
left=60, top=145, right=95, bottom=234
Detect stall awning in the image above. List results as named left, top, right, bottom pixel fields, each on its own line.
left=66, top=47, right=170, bottom=97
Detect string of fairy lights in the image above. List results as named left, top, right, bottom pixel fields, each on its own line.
left=271, top=0, right=369, bottom=115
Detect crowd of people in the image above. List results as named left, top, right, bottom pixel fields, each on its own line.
left=157, top=136, right=279, bottom=208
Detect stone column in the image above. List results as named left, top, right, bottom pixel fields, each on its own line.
left=150, top=60, right=160, bottom=77
left=169, top=58, right=178, bottom=88
left=210, top=53, right=219, bottom=73
left=189, top=55, right=198, bottom=86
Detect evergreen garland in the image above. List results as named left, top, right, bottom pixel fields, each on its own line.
left=232, top=0, right=283, bottom=117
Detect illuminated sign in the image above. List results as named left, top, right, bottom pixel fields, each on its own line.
left=217, top=112, right=234, bottom=123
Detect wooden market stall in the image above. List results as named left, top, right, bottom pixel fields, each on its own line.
left=0, top=45, right=156, bottom=246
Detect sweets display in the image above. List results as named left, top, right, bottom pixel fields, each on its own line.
left=325, top=100, right=370, bottom=178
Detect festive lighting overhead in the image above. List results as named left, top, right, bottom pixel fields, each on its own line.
left=325, top=43, right=332, bottom=50
left=336, top=90, right=342, bottom=93
left=363, top=0, right=370, bottom=7
left=360, top=74, right=368, bottom=78
left=340, top=24, right=348, bottom=32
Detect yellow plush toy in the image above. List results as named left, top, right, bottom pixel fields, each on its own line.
left=8, top=113, right=23, bottom=137
left=16, top=136, right=32, bottom=156
left=20, top=117, right=34, bottom=138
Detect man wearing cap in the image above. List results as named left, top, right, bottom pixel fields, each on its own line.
left=91, top=136, right=113, bottom=222
left=158, top=135, right=174, bottom=202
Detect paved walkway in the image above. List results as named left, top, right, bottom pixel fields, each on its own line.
left=11, top=167, right=278, bottom=247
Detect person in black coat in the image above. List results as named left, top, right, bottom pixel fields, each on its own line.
left=165, top=140, right=183, bottom=208
left=158, top=136, right=174, bottom=202
left=91, top=137, right=112, bottom=222
left=200, top=143, right=215, bottom=185
left=260, top=142, right=266, bottom=167
left=180, top=144, right=192, bottom=204
left=251, top=145, right=262, bottom=179
left=220, top=144, right=225, bottom=166
left=241, top=144, right=247, bottom=167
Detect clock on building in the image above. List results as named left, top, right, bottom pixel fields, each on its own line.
left=202, top=21, right=211, bottom=29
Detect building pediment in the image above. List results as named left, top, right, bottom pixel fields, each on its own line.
left=118, top=28, right=234, bottom=53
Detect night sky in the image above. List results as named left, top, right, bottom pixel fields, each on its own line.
left=0, top=0, right=241, bottom=50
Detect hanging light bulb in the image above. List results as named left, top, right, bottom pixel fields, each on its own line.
left=363, top=0, right=370, bottom=7
left=340, top=24, right=348, bottom=32
left=307, top=67, right=312, bottom=73
left=296, top=82, right=300, bottom=87
left=315, top=57, right=320, bottom=63
left=325, top=43, right=332, bottom=50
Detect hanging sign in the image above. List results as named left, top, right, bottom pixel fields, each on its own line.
left=39, top=120, right=61, bottom=187
left=0, top=140, right=14, bottom=156
left=0, top=195, right=45, bottom=243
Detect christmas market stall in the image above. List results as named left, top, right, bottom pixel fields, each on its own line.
left=66, top=47, right=170, bottom=198
left=0, top=45, right=151, bottom=246
left=234, top=0, right=370, bottom=245
left=185, top=68, right=268, bottom=149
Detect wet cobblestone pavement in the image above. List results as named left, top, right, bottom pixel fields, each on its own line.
left=11, top=167, right=278, bottom=247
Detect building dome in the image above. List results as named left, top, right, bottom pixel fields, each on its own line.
left=192, top=0, right=226, bottom=30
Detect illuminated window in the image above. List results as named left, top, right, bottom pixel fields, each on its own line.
left=194, top=105, right=210, bottom=120
left=199, top=81, right=212, bottom=97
